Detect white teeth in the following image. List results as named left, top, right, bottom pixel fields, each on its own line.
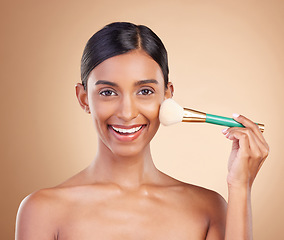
left=111, top=126, right=143, bottom=134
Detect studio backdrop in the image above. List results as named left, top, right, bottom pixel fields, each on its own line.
left=1, top=0, right=283, bottom=239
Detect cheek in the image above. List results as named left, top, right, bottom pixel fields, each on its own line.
left=91, top=101, right=115, bottom=127
left=139, top=100, right=161, bottom=122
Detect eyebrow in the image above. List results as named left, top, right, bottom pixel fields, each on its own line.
left=95, top=80, right=118, bottom=87
left=95, top=79, right=159, bottom=87
left=134, top=79, right=159, bottom=86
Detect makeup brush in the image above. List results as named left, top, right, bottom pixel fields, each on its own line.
left=159, top=99, right=264, bottom=132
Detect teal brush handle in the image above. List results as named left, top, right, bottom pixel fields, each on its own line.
left=205, top=113, right=264, bottom=132
left=206, top=114, right=244, bottom=128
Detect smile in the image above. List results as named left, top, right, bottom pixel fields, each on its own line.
left=111, top=125, right=143, bottom=134
left=108, top=124, right=146, bottom=142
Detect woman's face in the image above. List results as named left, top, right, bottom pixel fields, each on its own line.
left=85, top=49, right=172, bottom=157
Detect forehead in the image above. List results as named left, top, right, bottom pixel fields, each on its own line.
left=88, top=50, right=164, bottom=84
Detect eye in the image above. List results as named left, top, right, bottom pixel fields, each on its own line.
left=99, top=89, right=117, bottom=96
left=138, top=88, right=154, bottom=96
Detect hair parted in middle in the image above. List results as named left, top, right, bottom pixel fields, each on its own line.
left=81, top=22, right=169, bottom=90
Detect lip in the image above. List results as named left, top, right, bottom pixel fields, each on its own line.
left=108, top=124, right=147, bottom=142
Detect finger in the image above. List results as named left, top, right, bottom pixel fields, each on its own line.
left=224, top=129, right=251, bottom=157
left=225, top=127, right=268, bottom=163
left=225, top=130, right=262, bottom=185
left=223, top=114, right=270, bottom=159
left=232, top=114, right=268, bottom=148
left=232, top=113, right=262, bottom=135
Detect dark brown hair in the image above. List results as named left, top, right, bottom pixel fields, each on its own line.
left=81, top=22, right=169, bottom=90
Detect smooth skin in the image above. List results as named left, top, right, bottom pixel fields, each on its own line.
left=16, top=49, right=269, bottom=240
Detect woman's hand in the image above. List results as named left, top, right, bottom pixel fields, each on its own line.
left=222, top=114, right=269, bottom=189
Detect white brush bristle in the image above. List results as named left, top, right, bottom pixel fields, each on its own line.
left=159, top=99, right=184, bottom=126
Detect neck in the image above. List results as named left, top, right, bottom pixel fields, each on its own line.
left=87, top=141, right=161, bottom=190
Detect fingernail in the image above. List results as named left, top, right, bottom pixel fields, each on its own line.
left=222, top=128, right=229, bottom=133
left=232, top=113, right=240, bottom=118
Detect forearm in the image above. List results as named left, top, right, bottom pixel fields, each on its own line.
left=225, top=186, right=253, bottom=240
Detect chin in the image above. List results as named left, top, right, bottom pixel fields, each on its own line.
left=109, top=143, right=150, bottom=159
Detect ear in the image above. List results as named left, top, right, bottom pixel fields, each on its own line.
left=75, top=83, right=90, bottom=114
left=164, top=82, right=174, bottom=100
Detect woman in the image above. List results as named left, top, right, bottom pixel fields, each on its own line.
left=16, top=22, right=269, bottom=239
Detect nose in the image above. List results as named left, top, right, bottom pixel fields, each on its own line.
left=116, top=95, right=138, bottom=122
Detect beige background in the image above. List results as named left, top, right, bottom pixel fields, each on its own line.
left=1, top=0, right=283, bottom=239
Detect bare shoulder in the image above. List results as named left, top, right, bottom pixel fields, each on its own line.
left=181, top=183, right=227, bottom=238
left=16, top=188, right=64, bottom=240
left=184, top=183, right=227, bottom=209
left=17, top=187, right=63, bottom=213
left=161, top=173, right=227, bottom=212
